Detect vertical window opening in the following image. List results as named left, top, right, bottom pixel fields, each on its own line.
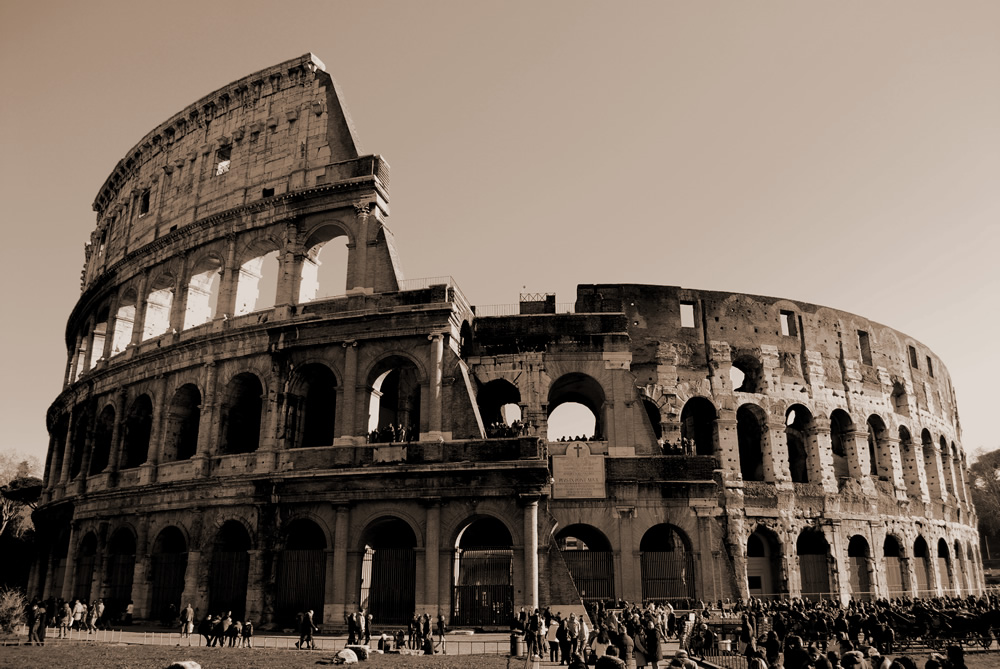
left=779, top=311, right=797, bottom=336
left=926, top=356, right=934, bottom=377
left=908, top=346, right=919, bottom=369
left=680, top=302, right=695, bottom=328
left=858, top=330, right=872, bottom=366
left=215, top=145, right=232, bottom=176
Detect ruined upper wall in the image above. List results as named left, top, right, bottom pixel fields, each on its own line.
left=81, top=53, right=368, bottom=290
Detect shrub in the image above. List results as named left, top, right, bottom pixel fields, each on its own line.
left=0, top=587, right=26, bottom=633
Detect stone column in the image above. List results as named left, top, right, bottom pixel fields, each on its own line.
left=247, top=549, right=265, bottom=622
left=615, top=506, right=639, bottom=602
left=903, top=440, right=931, bottom=502
left=714, top=411, right=739, bottom=482
left=806, top=418, right=838, bottom=493
left=168, top=253, right=189, bottom=333
left=140, top=377, right=167, bottom=484
left=879, top=435, right=907, bottom=497
left=45, top=431, right=62, bottom=491
left=109, top=389, right=127, bottom=476
left=424, top=334, right=446, bottom=440
left=43, top=546, right=60, bottom=599
left=322, top=548, right=336, bottom=625
left=523, top=498, right=539, bottom=611
left=424, top=501, right=441, bottom=617
left=132, top=515, right=151, bottom=619
left=216, top=234, right=239, bottom=318
left=92, top=523, right=110, bottom=602
left=61, top=523, right=78, bottom=601
left=58, top=417, right=74, bottom=485
left=101, top=291, right=119, bottom=360
left=129, top=273, right=148, bottom=347
left=337, top=342, right=358, bottom=443
left=68, top=334, right=84, bottom=383
left=692, top=504, right=719, bottom=602
left=350, top=203, right=371, bottom=291
left=275, top=221, right=300, bottom=307
left=79, top=404, right=99, bottom=483
left=193, top=362, right=217, bottom=476
left=902, top=556, right=917, bottom=597
left=846, top=429, right=870, bottom=480
left=332, top=505, right=349, bottom=621
left=825, top=523, right=849, bottom=605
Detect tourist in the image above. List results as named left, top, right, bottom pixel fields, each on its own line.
left=547, top=615, right=561, bottom=662
left=180, top=602, right=194, bottom=643
left=435, top=613, right=447, bottom=653
left=242, top=619, right=254, bottom=648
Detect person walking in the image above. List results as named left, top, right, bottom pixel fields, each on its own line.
left=180, top=603, right=194, bottom=644
left=435, top=614, right=448, bottom=654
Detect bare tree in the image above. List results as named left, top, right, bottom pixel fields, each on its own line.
left=0, top=450, right=41, bottom=538
left=970, top=449, right=1000, bottom=536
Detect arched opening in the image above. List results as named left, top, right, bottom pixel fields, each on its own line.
left=288, top=364, right=338, bottom=448
left=639, top=524, right=695, bottom=604
left=235, top=248, right=280, bottom=315
left=111, top=288, right=137, bottom=356
left=90, top=405, right=115, bottom=475
left=847, top=535, right=872, bottom=600
left=162, top=385, right=201, bottom=462
left=183, top=256, right=222, bottom=329
left=642, top=399, right=663, bottom=442
left=914, top=536, right=932, bottom=596
left=142, top=273, right=175, bottom=340
left=367, top=357, right=421, bottom=442
left=478, top=379, right=523, bottom=437
left=737, top=404, right=766, bottom=481
left=556, top=524, right=615, bottom=604
left=276, top=519, right=327, bottom=626
left=122, top=395, right=153, bottom=469
left=209, top=521, right=251, bottom=620
left=150, top=527, right=188, bottom=624
left=785, top=405, right=812, bottom=483
left=49, top=415, right=68, bottom=487
left=797, top=529, right=831, bottom=601
left=73, top=323, right=92, bottom=382
left=220, top=373, right=263, bottom=454
left=883, top=535, right=906, bottom=596
left=547, top=373, right=605, bottom=441
left=891, top=381, right=909, bottom=416
left=89, top=308, right=109, bottom=369
left=747, top=528, right=781, bottom=599
left=898, top=427, right=922, bottom=500
left=937, top=538, right=953, bottom=594
left=922, top=430, right=942, bottom=500
left=681, top=398, right=717, bottom=456
left=299, top=225, right=350, bottom=303
left=360, top=517, right=416, bottom=626
left=867, top=415, right=889, bottom=479
left=74, top=532, right=98, bottom=603
left=106, top=528, right=136, bottom=623
left=730, top=355, right=763, bottom=393
left=452, top=517, right=514, bottom=627
left=954, top=541, right=967, bottom=595
left=941, top=437, right=956, bottom=497
left=69, top=404, right=92, bottom=480
left=829, top=409, right=853, bottom=479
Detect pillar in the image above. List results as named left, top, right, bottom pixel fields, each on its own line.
left=275, top=222, right=302, bottom=307
left=58, top=416, right=74, bottom=485
left=193, top=362, right=217, bottom=476
left=216, top=234, right=239, bottom=318
left=351, top=203, right=370, bottom=291
left=246, top=549, right=265, bottom=622
left=109, top=389, right=127, bottom=475
left=692, top=504, right=719, bottom=602
left=424, top=501, right=441, bottom=617
left=714, top=411, right=739, bottom=482
left=902, top=556, right=917, bottom=598
left=825, top=523, right=849, bottom=605
left=168, top=253, right=189, bottom=333
left=337, top=341, right=358, bottom=443
left=806, top=418, right=838, bottom=493
left=101, top=291, right=119, bottom=360
left=132, top=516, right=150, bottom=618
left=60, top=523, right=78, bottom=602
left=332, top=505, right=349, bottom=621
left=523, top=498, right=539, bottom=610
left=879, top=435, right=907, bottom=496
left=129, top=273, right=148, bottom=347
left=424, top=334, right=447, bottom=440
left=323, top=548, right=336, bottom=625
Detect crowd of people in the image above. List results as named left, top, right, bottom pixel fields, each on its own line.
left=24, top=596, right=120, bottom=645
left=486, top=420, right=532, bottom=438
left=658, top=437, right=698, bottom=456
left=367, top=423, right=415, bottom=444
left=196, top=609, right=255, bottom=648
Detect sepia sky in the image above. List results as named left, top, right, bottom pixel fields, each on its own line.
left=1, top=1, right=998, bottom=466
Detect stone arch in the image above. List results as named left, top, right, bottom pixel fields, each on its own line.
left=111, top=286, right=138, bottom=355
left=358, top=516, right=418, bottom=625
left=162, top=384, right=201, bottom=462
left=150, top=526, right=188, bottom=623
left=183, top=254, right=223, bottom=329
left=88, top=306, right=110, bottom=370
left=452, top=515, right=515, bottom=627
left=937, top=537, right=954, bottom=594
left=642, top=398, right=663, bottom=442
left=235, top=237, right=281, bottom=316
left=829, top=409, right=853, bottom=479
left=731, top=354, right=764, bottom=394
left=142, top=271, right=176, bottom=340
left=365, top=354, right=424, bottom=440
left=639, top=524, right=695, bottom=603
left=106, top=526, right=137, bottom=622
left=921, top=429, right=942, bottom=500
left=74, top=531, right=99, bottom=603
left=275, top=517, right=328, bottom=625
left=90, top=404, right=115, bottom=476
left=867, top=414, right=889, bottom=479
left=940, top=436, right=956, bottom=497
left=287, top=363, right=338, bottom=448
left=220, top=372, right=264, bottom=454
left=847, top=535, right=873, bottom=600
left=299, top=223, right=351, bottom=303
left=737, top=403, right=767, bottom=481
left=209, top=520, right=252, bottom=619
left=477, top=378, right=522, bottom=432
left=69, top=403, right=92, bottom=480
left=747, top=526, right=783, bottom=599
left=555, top=524, right=615, bottom=603
left=121, top=394, right=153, bottom=469
left=953, top=540, right=967, bottom=595
left=883, top=534, right=907, bottom=596
left=547, top=372, right=607, bottom=441
left=785, top=404, right=813, bottom=483
left=796, top=528, right=832, bottom=601
left=914, top=535, right=933, bottom=596
left=681, top=397, right=717, bottom=456
left=891, top=380, right=909, bottom=416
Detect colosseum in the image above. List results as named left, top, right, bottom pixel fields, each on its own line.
left=31, top=53, right=982, bottom=629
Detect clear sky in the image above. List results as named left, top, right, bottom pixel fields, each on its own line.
left=1, top=1, right=998, bottom=465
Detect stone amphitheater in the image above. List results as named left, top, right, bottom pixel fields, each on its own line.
left=31, top=53, right=982, bottom=629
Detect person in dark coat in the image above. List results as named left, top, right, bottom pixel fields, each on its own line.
left=33, top=603, right=48, bottom=646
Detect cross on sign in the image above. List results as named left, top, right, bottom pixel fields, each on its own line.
left=572, top=444, right=585, bottom=457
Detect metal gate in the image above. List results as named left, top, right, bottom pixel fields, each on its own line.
left=150, top=552, right=188, bottom=621
left=209, top=550, right=250, bottom=619
left=50, top=558, right=67, bottom=599
left=452, top=548, right=513, bottom=627
left=360, top=547, right=415, bottom=625
left=848, top=556, right=871, bottom=600
left=106, top=553, right=135, bottom=618
left=799, top=555, right=831, bottom=601
left=915, top=557, right=931, bottom=596
left=885, top=556, right=905, bottom=596
left=938, top=558, right=952, bottom=594
left=75, top=555, right=96, bottom=603
left=640, top=552, right=695, bottom=603
left=276, top=549, right=326, bottom=625
left=562, top=551, right=614, bottom=602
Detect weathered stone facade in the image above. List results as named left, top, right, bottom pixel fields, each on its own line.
left=33, top=54, right=981, bottom=629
